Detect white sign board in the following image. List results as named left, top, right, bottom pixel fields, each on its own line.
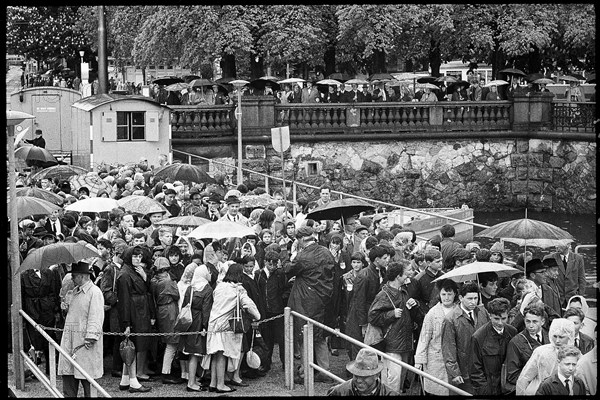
left=271, top=126, right=290, bottom=153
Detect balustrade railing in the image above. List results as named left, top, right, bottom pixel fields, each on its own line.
left=551, top=101, right=596, bottom=133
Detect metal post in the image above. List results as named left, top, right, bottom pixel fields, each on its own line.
left=292, top=182, right=297, bottom=217
left=49, top=342, right=56, bottom=388
left=96, top=6, right=108, bottom=94
left=264, top=175, right=269, bottom=195
left=284, top=307, right=291, bottom=389
left=236, top=89, right=243, bottom=185
left=280, top=130, right=287, bottom=212
left=304, top=323, right=314, bottom=396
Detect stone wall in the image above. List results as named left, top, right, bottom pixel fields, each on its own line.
left=209, top=138, right=595, bottom=214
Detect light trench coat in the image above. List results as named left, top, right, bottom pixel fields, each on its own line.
left=414, top=302, right=456, bottom=395
left=58, top=279, right=104, bottom=379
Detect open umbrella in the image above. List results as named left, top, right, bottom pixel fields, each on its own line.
left=18, top=241, right=100, bottom=273
left=278, top=77, right=306, bottom=84
left=485, top=79, right=510, bottom=87
left=153, top=76, right=183, bottom=86
left=182, top=75, right=201, bottom=83
left=569, top=73, right=586, bottom=81
left=447, top=80, right=470, bottom=93
left=585, top=73, right=595, bottom=83
left=15, top=145, right=58, bottom=165
left=533, top=78, right=555, bottom=85
left=558, top=75, right=580, bottom=83
left=345, top=78, right=369, bottom=85
left=29, top=165, right=88, bottom=181
left=392, top=72, right=422, bottom=81
left=417, top=76, right=437, bottom=84
left=525, top=73, right=545, bottom=82
left=216, top=77, right=236, bottom=85
left=69, top=172, right=114, bottom=197
left=501, top=237, right=573, bottom=249
left=188, top=220, right=257, bottom=240
left=415, top=83, right=440, bottom=90
left=155, top=215, right=211, bottom=228
left=369, top=73, right=395, bottom=81
left=432, top=262, right=522, bottom=283
left=259, top=75, right=280, bottom=82
left=499, top=68, right=526, bottom=76
left=15, top=187, right=64, bottom=205
left=189, top=78, right=216, bottom=88
left=117, top=195, right=169, bottom=216
left=306, top=198, right=374, bottom=221
left=153, top=163, right=216, bottom=184
left=248, top=78, right=280, bottom=91
left=64, top=197, right=120, bottom=213
left=475, top=218, right=575, bottom=241
left=317, top=79, right=343, bottom=86
left=9, top=196, right=62, bottom=220
left=436, top=76, right=458, bottom=83
left=165, top=82, right=190, bottom=92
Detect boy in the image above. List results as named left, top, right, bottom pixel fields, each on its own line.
left=563, top=307, right=594, bottom=354
left=535, top=346, right=585, bottom=395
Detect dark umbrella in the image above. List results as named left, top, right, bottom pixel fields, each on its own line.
left=153, top=76, right=184, bottom=86
left=189, top=78, right=216, bottom=88
left=585, top=73, right=595, bottom=83
left=29, top=164, right=88, bottom=181
left=306, top=198, right=374, bottom=221
left=248, top=78, right=280, bottom=91
left=436, top=76, right=458, bottom=83
left=499, top=68, right=526, bottom=76
left=368, top=73, right=395, bottom=81
left=525, top=73, right=545, bottom=82
left=328, top=72, right=350, bottom=82
left=558, top=75, right=580, bottom=83
left=15, top=145, right=58, bottom=168
left=569, top=73, right=586, bottom=81
left=447, top=80, right=470, bottom=93
left=416, top=76, right=437, bottom=84
left=153, top=163, right=216, bottom=184
left=15, top=187, right=64, bottom=206
left=182, top=74, right=201, bottom=83
left=19, top=241, right=100, bottom=272
left=216, top=77, right=236, bottom=85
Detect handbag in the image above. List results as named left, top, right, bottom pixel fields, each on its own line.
left=119, top=337, right=136, bottom=366
left=174, top=286, right=194, bottom=332
left=229, top=287, right=251, bottom=334
left=245, top=328, right=261, bottom=369
left=363, top=288, right=397, bottom=351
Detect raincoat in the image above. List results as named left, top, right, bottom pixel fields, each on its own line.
left=150, top=271, right=180, bottom=344
left=566, top=295, right=596, bottom=337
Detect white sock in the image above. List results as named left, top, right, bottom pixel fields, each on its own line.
left=120, top=374, right=129, bottom=386
left=129, top=377, right=141, bottom=389
left=182, top=372, right=189, bottom=379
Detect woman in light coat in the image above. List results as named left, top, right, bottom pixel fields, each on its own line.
left=516, top=318, right=576, bottom=395
left=206, top=264, right=261, bottom=393
left=414, top=278, right=459, bottom=395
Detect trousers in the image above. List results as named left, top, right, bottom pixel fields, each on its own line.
left=62, top=375, right=91, bottom=398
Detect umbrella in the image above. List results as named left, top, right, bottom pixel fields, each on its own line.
left=499, top=68, right=526, bottom=76
left=165, top=82, right=190, bottom=92
left=392, top=72, right=422, bottom=81
left=316, top=79, right=343, bottom=86
left=18, top=241, right=100, bottom=273
left=485, top=79, right=509, bottom=87
left=501, top=237, right=573, bottom=249
left=369, top=73, right=395, bottom=81
left=9, top=196, right=62, bottom=220
left=328, top=72, right=350, bottom=81
left=585, top=73, right=595, bottom=83
left=155, top=215, right=211, bottom=228
left=432, top=262, right=522, bottom=283
left=182, top=74, right=201, bottom=83
left=188, top=220, right=257, bottom=240
left=15, top=145, right=58, bottom=165
left=447, top=80, right=470, bottom=93
left=558, top=75, right=580, bottom=83
left=216, top=77, right=236, bottom=85
left=306, top=198, right=374, bottom=221
left=69, top=172, right=114, bottom=197
left=345, top=78, right=369, bottom=85
left=436, top=76, right=458, bottom=83
left=525, top=73, right=545, bottom=82
left=153, top=163, right=216, bottom=184
left=238, top=193, right=282, bottom=209
left=15, top=187, right=64, bottom=205
left=29, top=165, right=88, bottom=181
left=189, top=78, right=216, bottom=88
left=248, top=78, right=280, bottom=91
left=474, top=218, right=575, bottom=241
left=416, top=76, right=437, bottom=84
left=533, top=78, right=555, bottom=85
left=278, top=77, right=306, bottom=84
left=153, top=76, right=183, bottom=86
left=569, top=73, right=586, bottom=81
left=117, top=195, right=169, bottom=216
left=416, top=83, right=440, bottom=90
left=259, top=75, right=280, bottom=82
left=64, top=197, right=120, bottom=213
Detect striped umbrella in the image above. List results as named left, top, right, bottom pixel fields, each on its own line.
left=68, top=172, right=114, bottom=197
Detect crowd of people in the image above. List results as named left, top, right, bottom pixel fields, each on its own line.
left=12, top=155, right=597, bottom=397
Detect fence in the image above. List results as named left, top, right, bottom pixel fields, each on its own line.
left=283, top=307, right=471, bottom=396
left=551, top=101, right=596, bottom=133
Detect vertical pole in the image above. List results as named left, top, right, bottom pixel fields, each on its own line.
left=264, top=175, right=269, bottom=195
left=304, top=323, right=314, bottom=396
left=292, top=182, right=297, bottom=217
left=49, top=342, right=56, bottom=388
left=280, top=128, right=287, bottom=212
left=97, top=6, right=108, bottom=94
left=284, top=307, right=291, bottom=389
left=8, top=125, right=24, bottom=390
left=188, top=154, right=192, bottom=165
left=236, top=88, right=243, bottom=185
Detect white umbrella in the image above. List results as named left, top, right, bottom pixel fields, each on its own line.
left=432, top=261, right=522, bottom=283
left=188, top=220, right=257, bottom=240
left=64, top=197, right=120, bottom=213
left=316, top=79, right=343, bottom=86
left=485, top=79, right=509, bottom=87
left=500, top=237, right=573, bottom=249
left=279, top=77, right=306, bottom=84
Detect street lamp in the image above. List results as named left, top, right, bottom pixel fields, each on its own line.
left=229, top=79, right=249, bottom=185
left=7, top=110, right=35, bottom=391
left=79, top=50, right=85, bottom=82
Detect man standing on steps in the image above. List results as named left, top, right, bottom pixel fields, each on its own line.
left=551, top=242, right=586, bottom=308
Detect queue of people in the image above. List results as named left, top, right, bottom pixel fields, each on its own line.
left=12, top=159, right=597, bottom=396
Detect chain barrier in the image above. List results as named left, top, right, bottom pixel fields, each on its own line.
left=34, top=313, right=284, bottom=337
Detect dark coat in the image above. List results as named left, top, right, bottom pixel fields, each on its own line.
left=440, top=238, right=462, bottom=269
left=576, top=332, right=594, bottom=355
left=368, top=283, right=423, bottom=353
left=242, top=273, right=261, bottom=314
left=535, top=372, right=586, bottom=395
left=254, top=267, right=291, bottom=316
left=205, top=261, right=219, bottom=289
left=441, top=304, right=490, bottom=381
left=505, top=329, right=549, bottom=388
left=552, top=251, right=587, bottom=305
left=283, top=242, right=334, bottom=340
left=324, top=249, right=350, bottom=329
left=345, top=263, right=382, bottom=342
left=21, top=269, right=61, bottom=349
left=414, top=268, right=444, bottom=311
left=470, top=321, right=518, bottom=395
left=167, top=261, right=185, bottom=283
left=510, top=304, right=559, bottom=332
left=178, top=284, right=213, bottom=355
left=44, top=219, right=66, bottom=236
left=542, top=280, right=562, bottom=317
left=150, top=272, right=180, bottom=344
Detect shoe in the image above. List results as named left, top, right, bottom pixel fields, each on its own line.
left=111, top=371, right=122, bottom=378
left=216, top=387, right=237, bottom=393
left=257, top=366, right=270, bottom=373
left=128, top=385, right=152, bottom=393
left=137, top=376, right=154, bottom=382
left=330, top=349, right=339, bottom=356
left=254, top=369, right=267, bottom=377
left=119, top=384, right=129, bottom=391
left=208, top=386, right=217, bottom=392
left=314, top=373, right=334, bottom=383
left=162, top=375, right=183, bottom=384
left=226, top=380, right=249, bottom=387
left=186, top=385, right=206, bottom=392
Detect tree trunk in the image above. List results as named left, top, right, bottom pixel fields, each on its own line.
left=324, top=46, right=336, bottom=76
left=220, top=53, right=237, bottom=79
left=372, top=49, right=386, bottom=73
left=429, top=38, right=441, bottom=77
left=527, top=47, right=542, bottom=75
left=250, top=55, right=264, bottom=80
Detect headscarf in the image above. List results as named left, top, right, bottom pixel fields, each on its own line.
left=241, top=241, right=256, bottom=256
left=521, top=279, right=542, bottom=300
left=520, top=291, right=542, bottom=315
left=175, top=235, right=194, bottom=254
left=392, top=232, right=413, bottom=248
left=565, top=295, right=590, bottom=315
left=190, top=264, right=211, bottom=292
left=547, top=318, right=575, bottom=348
left=177, top=262, right=199, bottom=309
left=203, top=243, right=219, bottom=266
left=249, top=208, right=265, bottom=225
left=274, top=206, right=292, bottom=222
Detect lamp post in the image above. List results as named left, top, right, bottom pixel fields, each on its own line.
left=79, top=50, right=85, bottom=79
left=229, top=80, right=249, bottom=185
left=7, top=110, right=35, bottom=390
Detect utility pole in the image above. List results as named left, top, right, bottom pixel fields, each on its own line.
left=97, top=5, right=108, bottom=94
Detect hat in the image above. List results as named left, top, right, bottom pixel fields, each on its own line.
left=226, top=196, right=241, bottom=205
left=208, top=193, right=222, bottom=204
left=224, top=189, right=242, bottom=200
left=489, top=242, right=504, bottom=253
left=19, top=219, right=35, bottom=229
left=295, top=226, right=314, bottom=239
left=346, top=348, right=384, bottom=377
left=32, top=227, right=49, bottom=238
left=354, top=225, right=368, bottom=233
left=163, top=183, right=175, bottom=191
left=71, top=261, right=93, bottom=275
left=465, top=242, right=481, bottom=252
left=41, top=232, right=57, bottom=241
left=153, top=257, right=171, bottom=270
left=372, top=214, right=388, bottom=224
left=173, top=180, right=183, bottom=187
left=526, top=258, right=546, bottom=274
left=542, top=257, right=559, bottom=268
left=164, top=188, right=176, bottom=196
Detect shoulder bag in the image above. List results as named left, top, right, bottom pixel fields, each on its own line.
left=229, top=287, right=251, bottom=334
left=363, top=288, right=397, bottom=351
left=173, top=286, right=194, bottom=332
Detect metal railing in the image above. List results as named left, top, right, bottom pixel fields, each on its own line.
left=172, top=148, right=490, bottom=230
left=19, top=309, right=111, bottom=398
left=283, top=307, right=471, bottom=396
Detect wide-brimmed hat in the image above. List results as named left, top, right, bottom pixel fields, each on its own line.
left=71, top=261, right=93, bottom=275
left=226, top=196, right=241, bottom=205
left=346, top=348, right=384, bottom=377
left=542, top=256, right=559, bottom=268
left=526, top=258, right=546, bottom=274
left=207, top=193, right=222, bottom=204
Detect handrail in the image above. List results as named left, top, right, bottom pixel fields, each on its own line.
left=19, top=309, right=111, bottom=398
left=172, top=148, right=490, bottom=229
left=284, top=307, right=471, bottom=396
left=574, top=244, right=596, bottom=254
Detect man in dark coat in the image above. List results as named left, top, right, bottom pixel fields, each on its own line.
left=505, top=302, right=549, bottom=393
left=414, top=249, right=444, bottom=311
left=551, top=242, right=586, bottom=307
left=542, top=256, right=564, bottom=316
left=25, top=129, right=46, bottom=148
left=282, top=225, right=335, bottom=383
left=470, top=297, right=518, bottom=395
left=439, top=224, right=463, bottom=270
left=345, top=245, right=390, bottom=361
